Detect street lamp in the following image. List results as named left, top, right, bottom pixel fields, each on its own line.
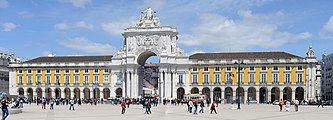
left=234, top=60, right=244, bottom=110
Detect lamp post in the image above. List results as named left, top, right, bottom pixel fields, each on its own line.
left=234, top=60, right=244, bottom=110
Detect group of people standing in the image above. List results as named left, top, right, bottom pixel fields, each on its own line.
left=187, top=100, right=217, bottom=115
left=278, top=99, right=299, bottom=112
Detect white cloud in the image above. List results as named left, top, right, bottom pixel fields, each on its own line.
left=179, top=10, right=311, bottom=51
left=54, top=23, right=68, bottom=30
left=74, top=21, right=93, bottom=29
left=319, top=16, right=333, bottom=39
left=101, top=17, right=136, bottom=36
left=17, top=11, right=33, bottom=18
left=58, top=37, right=117, bottom=54
left=0, top=0, right=8, bottom=8
left=54, top=21, right=93, bottom=30
left=2, top=22, right=17, bottom=32
left=63, top=0, right=91, bottom=8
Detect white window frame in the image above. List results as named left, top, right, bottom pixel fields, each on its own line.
left=94, top=75, right=99, bottom=84
left=104, top=75, right=109, bottom=84
left=27, top=75, right=32, bottom=84
left=285, top=73, right=290, bottom=83
left=215, top=74, right=220, bottom=83
left=273, top=73, right=278, bottom=83
left=74, top=76, right=79, bottom=84
left=297, top=73, right=303, bottom=83
left=226, top=73, right=232, bottom=83
left=215, top=67, right=220, bottom=72
left=192, top=74, right=198, bottom=83
left=249, top=73, right=254, bottom=83
left=178, top=74, right=183, bottom=83
left=203, top=74, right=208, bottom=83
left=65, top=75, right=70, bottom=84
left=261, top=73, right=267, bottom=83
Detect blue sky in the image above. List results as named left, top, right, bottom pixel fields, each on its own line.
left=1, top=0, right=333, bottom=61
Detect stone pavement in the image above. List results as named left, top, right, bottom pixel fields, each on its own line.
left=5, top=103, right=332, bottom=120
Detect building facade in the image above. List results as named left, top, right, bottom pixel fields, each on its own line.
left=0, top=52, right=23, bottom=94
left=9, top=8, right=318, bottom=103
left=321, top=53, right=333, bottom=100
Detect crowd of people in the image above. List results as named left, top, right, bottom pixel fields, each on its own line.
left=1, top=95, right=329, bottom=120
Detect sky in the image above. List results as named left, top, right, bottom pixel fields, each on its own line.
left=1, top=0, right=333, bottom=61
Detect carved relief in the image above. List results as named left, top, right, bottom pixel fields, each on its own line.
left=136, top=34, right=160, bottom=47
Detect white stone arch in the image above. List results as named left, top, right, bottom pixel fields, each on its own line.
left=136, top=49, right=161, bottom=65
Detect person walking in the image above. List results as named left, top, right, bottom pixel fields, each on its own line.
left=49, top=98, right=54, bottom=110
left=199, top=101, right=204, bottom=113
left=121, top=101, right=126, bottom=114
left=293, top=99, right=299, bottom=112
left=188, top=100, right=193, bottom=113
left=285, top=100, right=290, bottom=112
left=42, top=97, right=46, bottom=109
left=1, top=97, right=9, bottom=120
left=69, top=99, right=75, bottom=111
left=193, top=101, right=198, bottom=115
left=210, top=102, right=217, bottom=114
left=318, top=99, right=324, bottom=108
left=145, top=101, right=152, bottom=114
left=278, top=99, right=284, bottom=112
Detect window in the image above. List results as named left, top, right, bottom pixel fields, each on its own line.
left=178, top=74, right=183, bottom=83
left=36, top=76, right=41, bottom=84
left=74, top=76, right=79, bottom=84
left=94, top=69, right=99, bottom=73
left=27, top=69, right=32, bottom=73
left=215, top=74, right=220, bottom=83
left=65, top=76, right=70, bottom=84
left=261, top=66, right=267, bottom=71
left=261, top=74, right=266, bottom=83
left=273, top=74, right=278, bottom=83
left=75, top=69, right=79, bottom=73
left=285, top=73, right=290, bottom=83
left=104, top=75, right=109, bottom=84
left=84, top=75, right=89, bottom=84
left=249, top=66, right=255, bottom=71
left=204, top=67, right=209, bottom=72
left=226, top=73, right=232, bottom=83
left=37, top=69, right=41, bottom=74
left=215, top=67, right=220, bottom=72
left=226, top=67, right=231, bottom=71
left=297, top=66, right=303, bottom=70
left=18, top=70, right=23, bottom=73
left=65, top=69, right=69, bottom=73
left=273, top=66, right=278, bottom=71
left=249, top=74, right=254, bottom=83
left=46, top=69, right=50, bottom=73
left=285, top=66, right=291, bottom=71
left=192, top=67, right=198, bottom=72
left=46, top=76, right=50, bottom=84
left=84, top=69, right=89, bottom=73
left=27, top=76, right=32, bottom=84
left=56, top=69, right=60, bottom=73
left=104, top=69, right=109, bottom=73
left=204, top=74, right=208, bottom=83
left=18, top=76, right=23, bottom=84
left=94, top=75, right=99, bottom=84
left=55, top=75, right=60, bottom=85
left=297, top=74, right=303, bottom=83
left=193, top=74, right=198, bottom=83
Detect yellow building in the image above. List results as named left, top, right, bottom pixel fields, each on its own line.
left=8, top=8, right=319, bottom=104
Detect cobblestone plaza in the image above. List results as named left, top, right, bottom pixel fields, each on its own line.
left=5, top=104, right=332, bottom=120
